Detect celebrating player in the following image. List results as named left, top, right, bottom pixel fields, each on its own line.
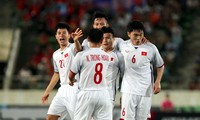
left=119, top=21, right=164, bottom=120
left=69, top=28, right=112, bottom=120
left=101, top=26, right=125, bottom=110
left=41, top=22, right=82, bottom=120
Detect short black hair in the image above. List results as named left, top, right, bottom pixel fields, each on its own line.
left=101, top=26, right=114, bottom=36
left=127, top=21, right=145, bottom=34
left=92, top=11, right=109, bottom=22
left=55, top=22, right=70, bottom=32
left=88, top=28, right=103, bottom=43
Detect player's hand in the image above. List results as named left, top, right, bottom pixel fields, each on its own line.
left=71, top=28, right=83, bottom=41
left=142, top=37, right=149, bottom=44
left=69, top=79, right=77, bottom=86
left=41, top=92, right=49, bottom=104
left=69, top=80, right=74, bottom=86
left=153, top=81, right=161, bottom=94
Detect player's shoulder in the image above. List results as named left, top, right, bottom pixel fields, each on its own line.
left=113, top=49, right=122, bottom=55
left=53, top=49, right=61, bottom=55
left=76, top=50, right=85, bottom=57
left=121, top=39, right=130, bottom=46
left=82, top=38, right=88, bottom=43
left=114, top=37, right=124, bottom=41
left=112, top=49, right=123, bottom=58
left=145, top=42, right=158, bottom=49
left=68, top=42, right=75, bottom=48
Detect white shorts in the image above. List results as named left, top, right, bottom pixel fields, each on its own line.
left=47, top=84, right=78, bottom=120
left=120, top=93, right=151, bottom=120
left=74, top=90, right=112, bottom=120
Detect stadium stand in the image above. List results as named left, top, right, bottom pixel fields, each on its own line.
left=11, top=0, right=199, bottom=90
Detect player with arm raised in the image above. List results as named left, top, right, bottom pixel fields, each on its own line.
left=69, top=28, right=112, bottom=120
left=119, top=21, right=164, bottom=120
left=41, top=22, right=82, bottom=120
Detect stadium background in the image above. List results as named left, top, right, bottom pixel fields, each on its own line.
left=0, top=0, right=200, bottom=119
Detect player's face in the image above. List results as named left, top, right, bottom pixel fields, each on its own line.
left=128, top=30, right=144, bottom=45
left=55, top=28, right=70, bottom=47
left=102, top=33, right=114, bottom=51
left=93, top=18, right=108, bottom=29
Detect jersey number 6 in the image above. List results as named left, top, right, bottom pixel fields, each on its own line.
left=94, top=63, right=103, bottom=84
left=132, top=55, right=136, bottom=63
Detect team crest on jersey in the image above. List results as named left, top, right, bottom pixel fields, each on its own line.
left=141, top=51, right=147, bottom=56
left=64, top=53, right=68, bottom=58
left=111, top=57, right=114, bottom=61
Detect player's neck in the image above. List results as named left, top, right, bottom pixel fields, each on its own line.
left=60, top=44, right=68, bottom=50
left=90, top=43, right=101, bottom=48
left=103, top=47, right=114, bottom=52
left=131, top=41, right=142, bottom=46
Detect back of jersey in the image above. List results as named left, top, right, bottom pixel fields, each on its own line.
left=75, top=48, right=110, bottom=91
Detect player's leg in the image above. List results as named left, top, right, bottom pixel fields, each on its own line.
left=136, top=96, right=151, bottom=120
left=58, top=110, right=71, bottom=120
left=47, top=85, right=74, bottom=120
left=120, top=93, right=137, bottom=120
left=47, top=110, right=69, bottom=120
left=93, top=90, right=112, bottom=120
left=47, top=95, right=67, bottom=120
left=64, top=84, right=79, bottom=119
left=74, top=91, right=94, bottom=120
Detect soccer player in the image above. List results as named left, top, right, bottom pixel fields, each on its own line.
left=82, top=11, right=124, bottom=50
left=119, top=21, right=164, bottom=120
left=101, top=26, right=125, bottom=109
left=41, top=22, right=83, bottom=120
left=69, top=28, right=112, bottom=120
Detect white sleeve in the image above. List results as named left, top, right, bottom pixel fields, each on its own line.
left=82, top=38, right=90, bottom=50
left=153, top=45, right=164, bottom=67
left=52, top=55, right=58, bottom=72
left=70, top=53, right=82, bottom=74
left=117, top=52, right=125, bottom=78
left=115, top=37, right=124, bottom=50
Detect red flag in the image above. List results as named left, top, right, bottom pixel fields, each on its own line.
left=64, top=53, right=68, bottom=58
left=141, top=51, right=147, bottom=56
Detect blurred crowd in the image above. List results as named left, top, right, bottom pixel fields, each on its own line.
left=14, top=0, right=199, bottom=89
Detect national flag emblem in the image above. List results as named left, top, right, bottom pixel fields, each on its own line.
left=111, top=57, right=114, bottom=61
left=141, top=51, right=147, bottom=56
left=64, top=53, right=68, bottom=58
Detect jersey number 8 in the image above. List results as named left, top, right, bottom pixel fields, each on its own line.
left=94, top=63, right=103, bottom=84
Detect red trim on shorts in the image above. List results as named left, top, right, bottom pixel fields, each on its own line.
left=120, top=118, right=124, bottom=120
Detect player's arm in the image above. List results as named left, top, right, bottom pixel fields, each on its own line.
left=68, top=52, right=81, bottom=86
left=69, top=70, right=77, bottom=86
left=118, top=52, right=125, bottom=78
left=71, top=28, right=83, bottom=52
left=41, top=72, right=59, bottom=104
left=114, top=37, right=124, bottom=50
left=154, top=65, right=164, bottom=94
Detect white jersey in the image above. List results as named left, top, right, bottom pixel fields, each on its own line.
left=70, top=48, right=110, bottom=90
left=106, top=49, right=124, bottom=100
left=82, top=37, right=124, bottom=50
left=119, top=40, right=164, bottom=96
left=53, top=43, right=76, bottom=85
